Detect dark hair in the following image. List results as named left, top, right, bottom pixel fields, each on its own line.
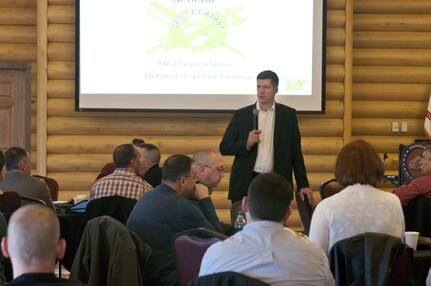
left=5, top=147, right=28, bottom=171
left=137, top=143, right=161, bottom=163
left=247, top=173, right=292, bottom=222
left=131, top=138, right=145, bottom=146
left=334, top=139, right=384, bottom=187
left=257, top=70, right=279, bottom=87
left=0, top=150, right=4, bottom=173
left=162, top=154, right=193, bottom=183
left=113, top=144, right=138, bottom=168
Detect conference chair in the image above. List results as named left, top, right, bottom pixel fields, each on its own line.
left=70, top=216, right=151, bottom=286
left=0, top=191, right=21, bottom=213
left=319, top=178, right=344, bottom=200
left=230, top=200, right=243, bottom=225
left=62, top=195, right=138, bottom=271
left=189, top=271, right=270, bottom=286
left=403, top=196, right=431, bottom=237
left=329, top=232, right=412, bottom=286
left=19, top=194, right=47, bottom=206
left=33, top=175, right=59, bottom=201
left=174, top=227, right=228, bottom=286
left=295, top=194, right=313, bottom=235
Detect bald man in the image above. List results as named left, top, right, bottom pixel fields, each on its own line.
left=1, top=205, right=83, bottom=285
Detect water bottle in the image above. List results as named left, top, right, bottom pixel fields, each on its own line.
left=234, top=211, right=247, bottom=233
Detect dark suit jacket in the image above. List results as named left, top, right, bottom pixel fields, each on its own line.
left=220, top=103, right=309, bottom=202
left=0, top=171, right=55, bottom=211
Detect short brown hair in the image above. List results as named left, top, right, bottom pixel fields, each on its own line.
left=334, top=140, right=384, bottom=187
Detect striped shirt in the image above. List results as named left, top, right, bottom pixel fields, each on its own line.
left=90, top=168, right=152, bottom=201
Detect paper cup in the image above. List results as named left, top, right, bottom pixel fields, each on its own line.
left=404, top=231, right=420, bottom=250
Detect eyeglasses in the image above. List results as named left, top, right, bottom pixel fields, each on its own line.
left=200, top=164, right=225, bottom=173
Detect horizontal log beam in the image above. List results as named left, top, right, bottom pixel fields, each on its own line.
left=353, top=83, right=431, bottom=101
left=327, top=46, right=345, bottom=64
left=326, top=64, right=345, bottom=82
left=0, top=0, right=35, bottom=7
left=48, top=42, right=74, bottom=60
left=327, top=28, right=345, bottom=46
left=0, top=43, right=36, bottom=61
left=355, top=1, right=431, bottom=14
left=48, top=5, right=75, bottom=24
left=47, top=60, right=74, bottom=79
left=354, top=31, right=431, bottom=49
left=327, top=0, right=346, bottom=10
left=0, top=25, right=35, bottom=43
left=47, top=24, right=74, bottom=42
left=354, top=48, right=431, bottom=66
left=327, top=10, right=345, bottom=28
left=353, top=66, right=431, bottom=83
left=352, top=101, right=426, bottom=118
left=354, top=14, right=431, bottom=32
left=0, top=7, right=36, bottom=25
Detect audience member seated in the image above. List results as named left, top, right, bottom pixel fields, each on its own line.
left=0, top=147, right=55, bottom=211
left=193, top=148, right=233, bottom=235
left=199, top=173, right=335, bottom=286
left=0, top=150, right=5, bottom=181
left=126, top=154, right=223, bottom=286
left=309, top=139, right=405, bottom=254
left=90, top=143, right=152, bottom=201
left=393, top=144, right=431, bottom=207
left=1, top=204, right=83, bottom=285
left=93, top=138, right=145, bottom=183
left=136, top=143, right=162, bottom=187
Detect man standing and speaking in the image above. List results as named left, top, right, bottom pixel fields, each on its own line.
left=219, top=70, right=314, bottom=205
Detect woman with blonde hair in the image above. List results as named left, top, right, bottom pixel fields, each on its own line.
left=309, top=139, right=405, bottom=254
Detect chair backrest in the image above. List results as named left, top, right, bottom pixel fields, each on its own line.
left=189, top=271, right=270, bottom=286
left=230, top=201, right=243, bottom=225
left=0, top=191, right=21, bottom=213
left=33, top=175, right=59, bottom=201
left=65, top=195, right=137, bottom=271
left=320, top=178, right=344, bottom=200
left=19, top=194, right=47, bottom=206
left=174, top=228, right=227, bottom=286
left=295, top=194, right=313, bottom=235
left=329, top=232, right=412, bottom=286
left=70, top=215, right=151, bottom=286
left=403, top=196, right=431, bottom=237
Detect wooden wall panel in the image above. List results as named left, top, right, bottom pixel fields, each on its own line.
left=352, top=0, right=431, bottom=164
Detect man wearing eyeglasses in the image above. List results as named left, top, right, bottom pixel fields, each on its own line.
left=193, top=148, right=225, bottom=193
left=127, top=154, right=222, bottom=286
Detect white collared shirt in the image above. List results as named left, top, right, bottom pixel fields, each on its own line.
left=254, top=102, right=275, bottom=173
left=200, top=221, right=335, bottom=286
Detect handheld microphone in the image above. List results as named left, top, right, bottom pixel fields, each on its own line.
left=252, top=109, right=259, bottom=130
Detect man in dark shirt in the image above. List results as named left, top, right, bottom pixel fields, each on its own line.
left=126, top=154, right=222, bottom=285
left=1, top=204, right=82, bottom=285
left=137, top=143, right=162, bottom=187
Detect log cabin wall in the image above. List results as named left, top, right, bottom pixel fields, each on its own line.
left=352, top=0, right=431, bottom=180
left=2, top=0, right=430, bottom=230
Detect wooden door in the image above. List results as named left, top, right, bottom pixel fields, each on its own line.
left=0, top=61, right=31, bottom=152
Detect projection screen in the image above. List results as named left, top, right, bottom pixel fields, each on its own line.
left=76, top=0, right=326, bottom=113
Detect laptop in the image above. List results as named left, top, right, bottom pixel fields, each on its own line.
left=65, top=200, right=89, bottom=214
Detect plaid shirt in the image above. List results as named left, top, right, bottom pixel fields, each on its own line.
left=90, top=168, right=152, bottom=200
